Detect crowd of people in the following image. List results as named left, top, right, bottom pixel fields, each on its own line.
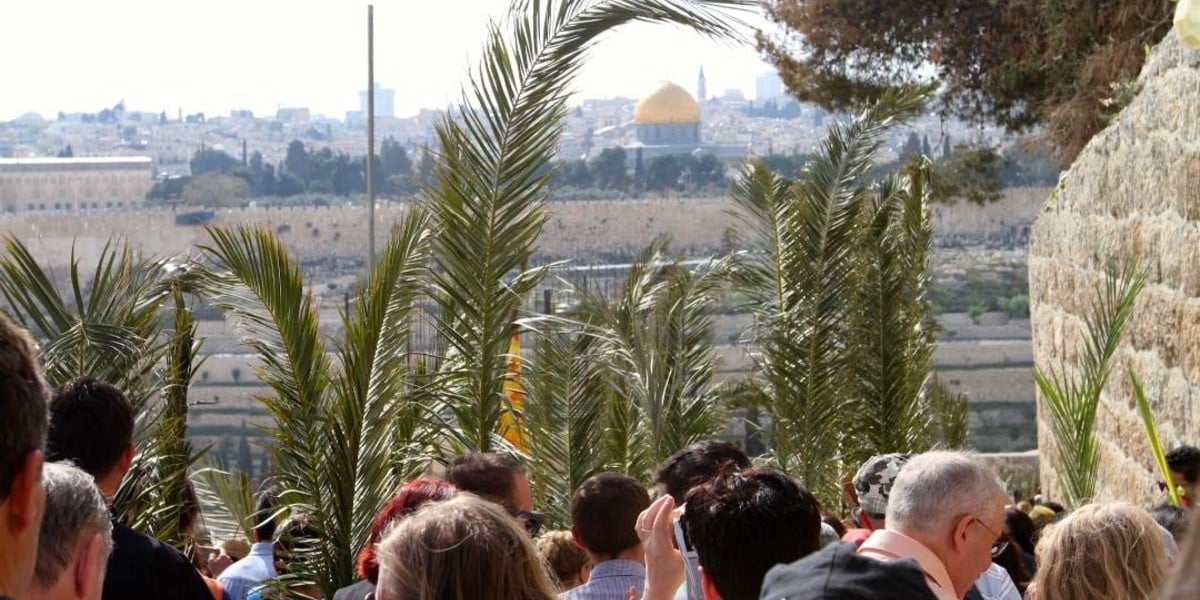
left=3, top=313, right=1200, bottom=600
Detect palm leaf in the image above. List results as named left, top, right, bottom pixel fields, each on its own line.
left=523, top=317, right=610, bottom=528
left=729, top=87, right=930, bottom=500
left=850, top=158, right=940, bottom=460
left=1035, top=260, right=1145, bottom=507
left=1130, top=366, right=1180, bottom=506
left=201, top=210, right=432, bottom=595
left=423, top=0, right=753, bottom=454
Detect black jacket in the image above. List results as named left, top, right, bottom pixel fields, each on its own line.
left=103, top=519, right=212, bottom=600
left=760, top=542, right=939, bottom=600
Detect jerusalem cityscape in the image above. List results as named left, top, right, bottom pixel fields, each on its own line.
left=1, top=1, right=1198, bottom=600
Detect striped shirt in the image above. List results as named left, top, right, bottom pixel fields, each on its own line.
left=562, top=559, right=645, bottom=600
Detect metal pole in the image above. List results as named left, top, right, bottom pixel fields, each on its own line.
left=366, top=4, right=376, bottom=272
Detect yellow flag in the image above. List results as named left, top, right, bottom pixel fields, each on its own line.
left=499, top=326, right=529, bottom=452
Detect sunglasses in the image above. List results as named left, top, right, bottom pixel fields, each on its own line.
left=508, top=507, right=544, bottom=537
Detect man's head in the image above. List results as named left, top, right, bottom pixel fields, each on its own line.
left=445, top=453, right=537, bottom=534
left=570, top=472, right=650, bottom=561
left=653, top=440, right=750, bottom=504
left=28, top=462, right=112, bottom=600
left=885, top=451, right=1007, bottom=598
left=682, top=467, right=822, bottom=600
left=852, top=453, right=910, bottom=531
left=1166, top=445, right=1200, bottom=495
left=0, top=313, right=49, bottom=597
left=47, top=377, right=134, bottom=498
left=251, top=485, right=278, bottom=544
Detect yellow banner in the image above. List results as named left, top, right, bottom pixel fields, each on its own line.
left=499, top=326, right=529, bottom=452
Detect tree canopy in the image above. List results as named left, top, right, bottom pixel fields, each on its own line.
left=757, top=0, right=1176, bottom=163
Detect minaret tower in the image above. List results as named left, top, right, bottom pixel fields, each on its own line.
left=697, top=66, right=707, bottom=120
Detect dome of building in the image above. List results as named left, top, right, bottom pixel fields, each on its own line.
left=633, top=82, right=700, bottom=124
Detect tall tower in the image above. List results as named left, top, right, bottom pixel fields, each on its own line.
left=697, top=67, right=707, bottom=120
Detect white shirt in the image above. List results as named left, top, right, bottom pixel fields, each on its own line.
left=973, top=563, right=1021, bottom=600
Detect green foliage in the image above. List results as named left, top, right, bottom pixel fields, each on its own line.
left=850, top=159, right=941, bottom=462
left=756, top=0, right=1174, bottom=162
left=200, top=210, right=432, bottom=596
left=1035, top=261, right=1145, bottom=508
left=590, top=147, right=630, bottom=190
left=0, top=236, right=202, bottom=547
left=729, top=86, right=937, bottom=500
left=190, top=148, right=239, bottom=176
left=421, top=0, right=750, bottom=455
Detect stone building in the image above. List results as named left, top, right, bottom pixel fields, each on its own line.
left=0, top=157, right=154, bottom=214
left=626, top=81, right=747, bottom=161
left=1030, top=31, right=1200, bottom=505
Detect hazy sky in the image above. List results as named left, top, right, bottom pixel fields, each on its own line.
left=1, top=0, right=778, bottom=121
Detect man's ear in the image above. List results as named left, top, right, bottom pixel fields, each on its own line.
left=570, top=525, right=587, bottom=550
left=115, top=443, right=135, bottom=478
left=699, top=566, right=722, bottom=600
left=75, top=530, right=106, bottom=598
left=6, top=450, right=43, bottom=533
left=951, top=514, right=973, bottom=552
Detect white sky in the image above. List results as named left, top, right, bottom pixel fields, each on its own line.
left=0, top=0, right=778, bottom=121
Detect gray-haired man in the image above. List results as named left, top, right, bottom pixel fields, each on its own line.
left=26, top=462, right=113, bottom=600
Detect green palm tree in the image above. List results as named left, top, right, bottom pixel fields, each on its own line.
left=422, top=0, right=753, bottom=455
left=728, top=88, right=930, bottom=500
left=201, top=210, right=432, bottom=596
left=1035, top=260, right=1145, bottom=508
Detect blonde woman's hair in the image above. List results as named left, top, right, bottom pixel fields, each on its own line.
left=376, top=494, right=558, bottom=600
left=1030, top=502, right=1167, bottom=600
left=536, top=530, right=591, bottom=590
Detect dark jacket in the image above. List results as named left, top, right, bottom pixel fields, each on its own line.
left=760, top=542, right=939, bottom=600
left=103, top=519, right=212, bottom=600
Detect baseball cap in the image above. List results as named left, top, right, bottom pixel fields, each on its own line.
left=853, top=454, right=911, bottom=518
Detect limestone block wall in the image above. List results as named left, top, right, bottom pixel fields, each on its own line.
left=1030, top=31, right=1200, bottom=505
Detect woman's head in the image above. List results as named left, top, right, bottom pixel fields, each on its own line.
left=1031, top=502, right=1167, bottom=600
left=357, top=478, right=457, bottom=583
left=535, top=530, right=591, bottom=592
left=374, top=494, right=557, bottom=600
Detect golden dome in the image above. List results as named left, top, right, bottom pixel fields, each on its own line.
left=633, top=82, right=700, bottom=124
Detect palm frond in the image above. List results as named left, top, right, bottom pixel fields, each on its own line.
left=1035, top=260, right=1145, bottom=507
left=523, top=317, right=610, bottom=528
left=202, top=212, right=433, bottom=595
left=851, top=159, right=940, bottom=460
left=729, top=88, right=930, bottom=500
left=423, top=0, right=752, bottom=454
left=193, top=465, right=257, bottom=543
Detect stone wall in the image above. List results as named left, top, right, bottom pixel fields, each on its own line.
left=0, top=187, right=1049, bottom=271
left=1029, top=31, right=1200, bottom=505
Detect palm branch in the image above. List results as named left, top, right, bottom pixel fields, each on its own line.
left=729, top=87, right=930, bottom=500
left=850, top=159, right=940, bottom=460
left=0, top=236, right=206, bottom=543
left=568, top=240, right=728, bottom=482
left=200, top=209, right=431, bottom=595
left=422, top=0, right=752, bottom=454
left=522, top=316, right=610, bottom=528
left=1035, top=260, right=1146, bottom=508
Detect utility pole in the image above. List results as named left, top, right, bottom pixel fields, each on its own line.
left=366, top=4, right=376, bottom=272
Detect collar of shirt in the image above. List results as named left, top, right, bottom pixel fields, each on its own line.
left=858, top=529, right=958, bottom=600
left=587, top=559, right=645, bottom=581
left=248, top=542, right=274, bottom=557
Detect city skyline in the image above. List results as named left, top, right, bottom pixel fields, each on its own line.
left=1, top=0, right=776, bottom=122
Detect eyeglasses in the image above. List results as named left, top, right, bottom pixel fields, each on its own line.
left=971, top=516, right=1008, bottom=558
left=507, top=507, right=543, bottom=537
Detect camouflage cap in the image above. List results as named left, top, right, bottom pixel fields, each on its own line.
left=853, top=453, right=911, bottom=518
